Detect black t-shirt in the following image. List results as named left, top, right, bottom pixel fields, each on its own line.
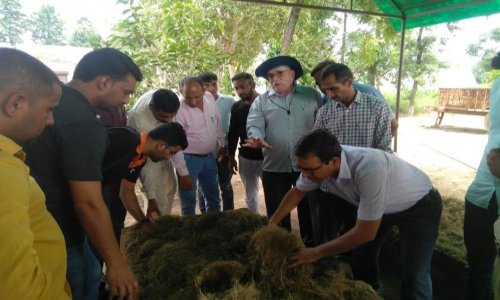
left=227, top=100, right=263, bottom=160
left=102, top=126, right=143, bottom=184
left=24, top=85, right=108, bottom=247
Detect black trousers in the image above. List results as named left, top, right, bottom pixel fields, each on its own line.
left=261, top=171, right=313, bottom=246
left=464, top=194, right=499, bottom=300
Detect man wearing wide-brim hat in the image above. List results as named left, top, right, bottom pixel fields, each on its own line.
left=244, top=55, right=321, bottom=246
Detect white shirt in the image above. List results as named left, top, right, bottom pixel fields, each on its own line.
left=127, top=90, right=188, bottom=176
left=296, top=145, right=433, bottom=220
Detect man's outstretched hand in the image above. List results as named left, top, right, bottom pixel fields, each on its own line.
left=242, top=137, right=272, bottom=149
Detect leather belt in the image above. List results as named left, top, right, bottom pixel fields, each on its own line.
left=185, top=153, right=209, bottom=157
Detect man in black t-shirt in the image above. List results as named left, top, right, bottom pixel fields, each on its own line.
left=24, top=48, right=143, bottom=300
left=108, top=123, right=188, bottom=228
left=227, top=73, right=263, bottom=213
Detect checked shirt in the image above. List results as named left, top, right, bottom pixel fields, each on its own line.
left=314, top=90, right=393, bottom=152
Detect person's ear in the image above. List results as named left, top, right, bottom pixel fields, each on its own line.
left=331, top=157, right=341, bottom=168
left=2, top=92, right=29, bottom=117
left=345, top=78, right=353, bottom=87
left=95, top=76, right=113, bottom=92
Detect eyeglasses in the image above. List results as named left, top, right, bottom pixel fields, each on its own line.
left=267, top=69, right=293, bottom=81
left=299, top=164, right=324, bottom=175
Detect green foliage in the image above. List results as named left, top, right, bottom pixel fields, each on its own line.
left=29, top=5, right=65, bottom=45
left=268, top=8, right=339, bottom=87
left=467, top=27, right=500, bottom=84
left=109, top=0, right=338, bottom=98
left=70, top=17, right=103, bottom=48
left=0, top=0, right=26, bottom=45
left=344, top=15, right=400, bottom=87
left=403, top=28, right=441, bottom=85
left=110, top=0, right=227, bottom=95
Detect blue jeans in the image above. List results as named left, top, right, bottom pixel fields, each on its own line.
left=66, top=239, right=103, bottom=300
left=348, top=188, right=442, bottom=300
left=180, top=153, right=221, bottom=215
left=464, top=194, right=498, bottom=300
left=198, top=156, right=234, bottom=213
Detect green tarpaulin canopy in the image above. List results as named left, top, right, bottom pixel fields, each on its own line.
left=375, top=0, right=500, bottom=31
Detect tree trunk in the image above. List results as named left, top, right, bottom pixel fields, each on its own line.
left=368, top=64, right=377, bottom=86
left=409, top=79, right=418, bottom=115
left=409, top=27, right=425, bottom=116
left=228, top=63, right=236, bottom=81
left=340, top=12, right=347, bottom=63
left=280, top=2, right=302, bottom=55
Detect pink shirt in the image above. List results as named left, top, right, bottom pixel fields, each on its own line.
left=176, top=92, right=226, bottom=155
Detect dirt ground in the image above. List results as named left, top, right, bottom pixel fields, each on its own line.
left=129, top=112, right=488, bottom=227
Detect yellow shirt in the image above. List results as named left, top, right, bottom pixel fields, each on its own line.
left=0, top=134, right=71, bottom=299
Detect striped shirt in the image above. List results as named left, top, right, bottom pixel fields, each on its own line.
left=314, top=90, right=393, bottom=152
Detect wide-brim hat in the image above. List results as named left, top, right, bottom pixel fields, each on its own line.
left=255, top=55, right=303, bottom=80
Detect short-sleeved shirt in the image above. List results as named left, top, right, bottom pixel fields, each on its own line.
left=24, top=85, right=108, bottom=247
left=102, top=127, right=143, bottom=184
left=295, top=145, right=433, bottom=220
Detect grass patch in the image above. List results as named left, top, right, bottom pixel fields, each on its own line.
left=384, top=89, right=438, bottom=115
left=436, top=197, right=466, bottom=263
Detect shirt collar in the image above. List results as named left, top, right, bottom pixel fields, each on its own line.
left=334, top=89, right=363, bottom=108
left=336, top=148, right=351, bottom=180
left=0, top=134, right=25, bottom=161
left=137, top=132, right=148, bottom=155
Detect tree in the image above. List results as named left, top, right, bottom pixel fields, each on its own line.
left=110, top=0, right=338, bottom=96
left=344, top=17, right=400, bottom=87
left=110, top=0, right=287, bottom=95
left=110, top=0, right=224, bottom=94
left=0, top=0, right=26, bottom=45
left=403, top=27, right=441, bottom=115
left=29, top=5, right=65, bottom=45
left=280, top=3, right=302, bottom=55
left=70, top=17, right=103, bottom=48
left=467, top=28, right=500, bottom=84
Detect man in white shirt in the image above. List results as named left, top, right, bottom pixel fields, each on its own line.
left=128, top=89, right=187, bottom=216
left=269, top=129, right=442, bottom=300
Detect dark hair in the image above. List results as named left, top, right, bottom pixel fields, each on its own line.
left=73, top=48, right=143, bottom=82
left=492, top=52, right=500, bottom=70
left=310, top=59, right=335, bottom=77
left=320, top=63, right=353, bottom=83
left=150, top=89, right=180, bottom=113
left=231, top=72, right=255, bottom=82
left=199, top=72, right=217, bottom=83
left=148, top=122, right=188, bottom=150
left=180, top=76, right=204, bottom=89
left=295, top=129, right=341, bottom=163
left=0, top=47, right=60, bottom=95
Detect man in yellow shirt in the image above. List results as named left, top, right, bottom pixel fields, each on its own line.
left=0, top=48, right=71, bottom=299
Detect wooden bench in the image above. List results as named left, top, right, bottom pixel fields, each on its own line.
left=431, top=88, right=490, bottom=126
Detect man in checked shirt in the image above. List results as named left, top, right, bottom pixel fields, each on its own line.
left=311, top=62, right=393, bottom=248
